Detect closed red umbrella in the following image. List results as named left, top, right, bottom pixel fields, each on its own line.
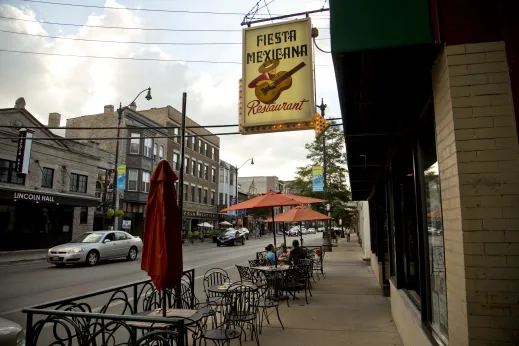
left=141, top=160, right=183, bottom=314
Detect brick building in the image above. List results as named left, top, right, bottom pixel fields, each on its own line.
left=135, top=106, right=220, bottom=230
left=66, top=104, right=168, bottom=237
left=330, top=1, right=519, bottom=345
left=0, top=99, right=114, bottom=251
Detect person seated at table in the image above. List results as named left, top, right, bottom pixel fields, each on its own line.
left=265, top=244, right=277, bottom=266
left=288, top=239, right=306, bottom=265
left=276, top=243, right=288, bottom=263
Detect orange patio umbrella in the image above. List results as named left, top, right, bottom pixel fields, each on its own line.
left=221, top=192, right=326, bottom=264
left=265, top=206, right=332, bottom=247
left=141, top=160, right=183, bottom=316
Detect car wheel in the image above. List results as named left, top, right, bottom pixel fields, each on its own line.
left=217, top=243, right=221, bottom=247
left=54, top=263, right=65, bottom=268
left=233, top=239, right=236, bottom=246
left=86, top=250, right=99, bottom=266
left=127, top=246, right=138, bottom=261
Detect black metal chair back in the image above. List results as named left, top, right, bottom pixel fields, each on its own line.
left=236, top=265, right=255, bottom=282
left=203, top=268, right=229, bottom=300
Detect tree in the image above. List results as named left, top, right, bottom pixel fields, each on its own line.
left=287, top=122, right=351, bottom=223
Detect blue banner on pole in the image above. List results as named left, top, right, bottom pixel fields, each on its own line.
left=312, top=165, right=324, bottom=192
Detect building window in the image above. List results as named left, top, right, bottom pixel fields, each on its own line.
left=185, top=134, right=190, bottom=148
left=198, top=187, right=202, bottom=204
left=174, top=128, right=180, bottom=143
left=204, top=143, right=208, bottom=157
left=191, top=186, right=195, bottom=202
left=184, top=184, right=189, bottom=201
left=203, top=189, right=208, bottom=204
left=211, top=147, right=215, bottom=160
left=198, top=140, right=203, bottom=154
left=211, top=168, right=216, bottom=183
left=225, top=170, right=229, bottom=183
left=191, top=160, right=196, bottom=176
left=159, top=145, right=164, bottom=160
left=153, top=143, right=158, bottom=161
left=0, top=159, right=24, bottom=185
left=219, top=168, right=224, bottom=183
left=230, top=172, right=234, bottom=186
left=219, top=192, right=223, bottom=205
left=173, top=153, right=179, bottom=171
left=142, top=171, right=150, bottom=193
left=80, top=207, right=88, bottom=224
left=70, top=173, right=88, bottom=193
left=204, top=165, right=209, bottom=180
left=144, top=138, right=153, bottom=158
left=41, top=167, right=54, bottom=188
left=224, top=193, right=228, bottom=205
left=198, top=162, right=203, bottom=178
left=128, top=169, right=138, bottom=191
left=210, top=191, right=215, bottom=205
left=185, top=158, right=190, bottom=175
left=130, top=133, right=140, bottom=154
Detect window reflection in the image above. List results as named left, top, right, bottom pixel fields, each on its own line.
left=424, top=161, right=448, bottom=339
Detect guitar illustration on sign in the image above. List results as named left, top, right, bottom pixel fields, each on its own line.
left=252, top=60, right=307, bottom=104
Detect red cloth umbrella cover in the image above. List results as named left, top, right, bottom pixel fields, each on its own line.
left=141, top=160, right=183, bottom=291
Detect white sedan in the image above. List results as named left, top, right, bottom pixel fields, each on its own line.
left=308, top=228, right=316, bottom=234
left=288, top=228, right=299, bottom=236
left=238, top=227, right=250, bottom=240
left=48, top=231, right=143, bottom=267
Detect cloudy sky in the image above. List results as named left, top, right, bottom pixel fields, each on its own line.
left=0, top=0, right=340, bottom=180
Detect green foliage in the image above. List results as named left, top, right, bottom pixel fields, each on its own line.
left=287, top=121, right=352, bottom=223
left=187, top=231, right=193, bottom=238
left=106, top=209, right=115, bottom=218
left=114, top=210, right=124, bottom=217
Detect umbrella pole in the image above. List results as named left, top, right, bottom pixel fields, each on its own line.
left=271, top=207, right=277, bottom=268
left=300, top=221, right=303, bottom=247
left=162, top=289, right=167, bottom=316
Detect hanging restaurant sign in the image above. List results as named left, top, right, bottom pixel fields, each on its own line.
left=240, top=18, right=315, bottom=135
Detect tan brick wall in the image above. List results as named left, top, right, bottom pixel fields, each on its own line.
left=433, top=41, right=519, bottom=346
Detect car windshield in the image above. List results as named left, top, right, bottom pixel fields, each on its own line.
left=71, top=233, right=103, bottom=243
left=224, top=230, right=236, bottom=236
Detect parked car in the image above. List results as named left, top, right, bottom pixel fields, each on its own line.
left=428, top=227, right=442, bottom=236
left=301, top=228, right=308, bottom=235
left=0, top=317, right=25, bottom=346
left=216, top=229, right=246, bottom=246
left=317, top=227, right=325, bottom=232
left=238, top=227, right=250, bottom=240
left=308, top=228, right=316, bottom=234
left=47, top=231, right=143, bottom=267
left=288, top=227, right=299, bottom=236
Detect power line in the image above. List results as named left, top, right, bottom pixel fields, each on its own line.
left=0, top=29, right=242, bottom=46
left=0, top=15, right=331, bottom=34
left=0, top=118, right=342, bottom=131
left=0, top=49, right=334, bottom=66
left=20, top=0, right=330, bottom=17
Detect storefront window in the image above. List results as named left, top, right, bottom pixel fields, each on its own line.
left=424, top=160, right=448, bottom=339
left=70, top=173, right=87, bottom=193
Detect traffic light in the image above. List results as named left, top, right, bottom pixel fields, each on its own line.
left=314, top=112, right=330, bottom=138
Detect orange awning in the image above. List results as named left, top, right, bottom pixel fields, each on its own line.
left=220, top=191, right=326, bottom=212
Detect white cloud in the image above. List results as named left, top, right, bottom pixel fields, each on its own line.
left=0, top=0, right=340, bottom=181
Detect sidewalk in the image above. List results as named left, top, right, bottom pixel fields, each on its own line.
left=234, top=234, right=403, bottom=346
left=0, top=249, right=48, bottom=265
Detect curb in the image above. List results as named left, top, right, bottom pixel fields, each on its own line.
left=0, top=257, right=47, bottom=266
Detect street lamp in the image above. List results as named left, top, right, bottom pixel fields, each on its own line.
left=235, top=158, right=254, bottom=225
left=111, top=87, right=152, bottom=228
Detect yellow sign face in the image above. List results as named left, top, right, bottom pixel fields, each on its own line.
left=241, top=18, right=315, bottom=134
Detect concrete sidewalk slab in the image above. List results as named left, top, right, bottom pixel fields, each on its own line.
left=229, top=234, right=403, bottom=346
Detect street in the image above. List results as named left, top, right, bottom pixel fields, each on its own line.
left=0, top=233, right=323, bottom=329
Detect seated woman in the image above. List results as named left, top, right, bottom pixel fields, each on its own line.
left=276, top=243, right=289, bottom=264
left=264, top=244, right=277, bottom=266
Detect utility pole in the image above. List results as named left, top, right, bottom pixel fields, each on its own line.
left=317, top=98, right=332, bottom=252
left=178, top=92, right=187, bottom=233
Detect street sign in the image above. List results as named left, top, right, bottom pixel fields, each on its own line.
left=237, top=210, right=246, bottom=216
left=15, top=128, right=34, bottom=175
